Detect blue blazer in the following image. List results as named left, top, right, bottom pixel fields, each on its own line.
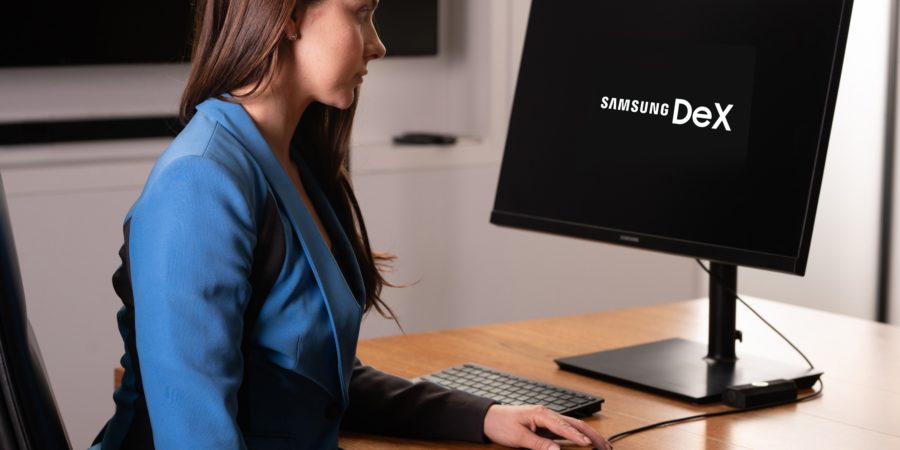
left=94, top=98, right=494, bottom=450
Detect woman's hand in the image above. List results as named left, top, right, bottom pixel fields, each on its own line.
left=483, top=404, right=612, bottom=450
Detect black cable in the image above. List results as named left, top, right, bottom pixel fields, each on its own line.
left=605, top=259, right=823, bottom=444
left=608, top=379, right=824, bottom=443
left=695, top=259, right=815, bottom=370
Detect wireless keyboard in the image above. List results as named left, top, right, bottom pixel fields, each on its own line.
left=419, top=363, right=604, bottom=417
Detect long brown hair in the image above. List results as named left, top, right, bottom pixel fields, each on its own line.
left=180, top=0, right=401, bottom=321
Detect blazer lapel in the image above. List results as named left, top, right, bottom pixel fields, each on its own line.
left=196, top=98, right=362, bottom=407
left=293, top=157, right=366, bottom=306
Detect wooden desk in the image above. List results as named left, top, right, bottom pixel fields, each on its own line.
left=340, top=298, right=900, bottom=449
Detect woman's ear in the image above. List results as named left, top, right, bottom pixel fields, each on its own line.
left=285, top=8, right=302, bottom=41
left=284, top=22, right=300, bottom=41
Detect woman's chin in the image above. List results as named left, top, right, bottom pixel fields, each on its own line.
left=323, top=91, right=355, bottom=110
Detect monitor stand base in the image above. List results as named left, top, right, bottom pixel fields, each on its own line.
left=555, top=337, right=822, bottom=403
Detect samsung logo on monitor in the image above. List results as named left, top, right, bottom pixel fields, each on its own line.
left=599, top=96, right=733, bottom=131
left=620, top=235, right=641, bottom=243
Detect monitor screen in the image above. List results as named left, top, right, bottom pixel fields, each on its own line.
left=0, top=0, right=438, bottom=67
left=491, top=0, right=852, bottom=275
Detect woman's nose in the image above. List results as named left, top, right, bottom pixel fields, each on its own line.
left=366, top=30, right=387, bottom=61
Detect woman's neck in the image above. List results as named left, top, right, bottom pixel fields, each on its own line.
left=236, top=80, right=312, bottom=168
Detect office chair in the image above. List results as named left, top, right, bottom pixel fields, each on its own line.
left=0, top=175, right=72, bottom=449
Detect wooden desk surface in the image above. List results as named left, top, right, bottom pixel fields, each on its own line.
left=340, top=298, right=900, bottom=449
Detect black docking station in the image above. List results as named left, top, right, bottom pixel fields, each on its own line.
left=722, top=379, right=799, bottom=408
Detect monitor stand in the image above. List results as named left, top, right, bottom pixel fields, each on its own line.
left=555, top=262, right=823, bottom=403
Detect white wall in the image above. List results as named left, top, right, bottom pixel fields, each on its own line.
left=354, top=163, right=698, bottom=339
left=354, top=0, right=493, bottom=145
left=1, top=156, right=155, bottom=450
left=736, top=0, right=891, bottom=322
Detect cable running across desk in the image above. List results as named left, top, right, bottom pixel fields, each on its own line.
left=608, top=379, right=823, bottom=443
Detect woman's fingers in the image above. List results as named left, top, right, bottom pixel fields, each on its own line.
left=532, top=407, right=594, bottom=447
left=562, top=415, right=612, bottom=450
left=483, top=404, right=610, bottom=450
left=525, top=433, right=566, bottom=450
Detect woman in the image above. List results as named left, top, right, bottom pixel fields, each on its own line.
left=91, top=0, right=611, bottom=449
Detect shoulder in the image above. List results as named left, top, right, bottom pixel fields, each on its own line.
left=155, top=113, right=263, bottom=189
left=130, top=113, right=270, bottom=220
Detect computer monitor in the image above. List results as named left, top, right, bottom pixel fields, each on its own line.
left=491, top=0, right=854, bottom=402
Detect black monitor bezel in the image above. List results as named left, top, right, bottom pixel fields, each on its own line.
left=490, top=0, right=855, bottom=276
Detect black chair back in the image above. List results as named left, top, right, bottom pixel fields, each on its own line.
left=0, top=175, right=71, bottom=449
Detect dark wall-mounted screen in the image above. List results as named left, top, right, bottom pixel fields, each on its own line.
left=375, top=0, right=439, bottom=56
left=1, top=1, right=193, bottom=66
left=0, top=0, right=438, bottom=67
